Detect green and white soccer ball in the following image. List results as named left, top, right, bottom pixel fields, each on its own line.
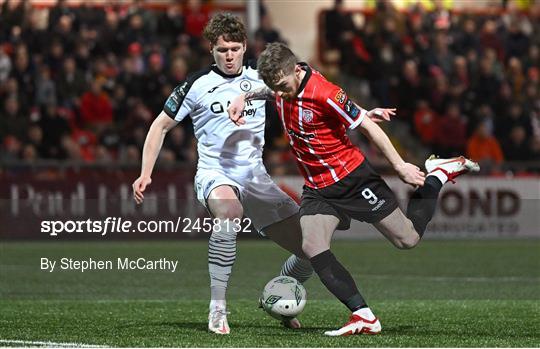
left=260, top=276, right=307, bottom=320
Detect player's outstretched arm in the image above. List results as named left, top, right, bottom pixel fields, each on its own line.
left=359, top=115, right=425, bottom=187
left=228, top=87, right=274, bottom=126
left=132, top=111, right=178, bottom=204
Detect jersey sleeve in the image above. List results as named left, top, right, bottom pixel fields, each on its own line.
left=324, top=84, right=368, bottom=130
left=163, top=79, right=197, bottom=122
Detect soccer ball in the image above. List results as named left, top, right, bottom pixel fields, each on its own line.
left=260, top=276, right=306, bottom=320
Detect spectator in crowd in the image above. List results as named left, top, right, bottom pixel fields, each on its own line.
left=497, top=103, right=532, bottom=142
left=163, top=126, right=188, bottom=162
left=1, top=77, right=26, bottom=110
left=479, top=19, right=504, bottom=61
left=466, top=122, right=504, bottom=171
left=452, top=18, right=480, bottom=55
left=48, top=0, right=74, bottom=33
left=25, top=123, right=47, bottom=158
left=183, top=0, right=210, bottom=46
left=95, top=144, right=114, bottom=164
left=95, top=9, right=123, bottom=56
left=448, top=55, right=470, bottom=100
left=473, top=104, right=496, bottom=137
left=56, top=56, right=87, bottom=109
left=168, top=55, right=187, bottom=82
left=523, top=44, right=539, bottom=72
left=413, top=99, right=438, bottom=147
left=425, top=31, right=455, bottom=76
left=324, top=0, right=371, bottom=76
left=396, top=60, right=427, bottom=121
left=434, top=102, right=467, bottom=157
left=39, top=104, right=71, bottom=159
left=143, top=52, right=169, bottom=115
left=156, top=1, right=184, bottom=49
left=506, top=56, right=526, bottom=100
left=70, top=127, right=97, bottom=162
left=255, top=12, right=285, bottom=45
left=21, top=143, right=38, bottom=162
left=503, top=125, right=531, bottom=161
left=46, top=39, right=66, bottom=77
left=505, top=19, right=530, bottom=59
left=0, top=96, right=28, bottom=142
left=0, top=45, right=11, bottom=83
left=60, top=134, right=83, bottom=161
left=472, top=55, right=501, bottom=107
left=79, top=78, right=113, bottom=133
left=1, top=135, right=22, bottom=161
left=10, top=44, right=34, bottom=106
left=34, top=65, right=56, bottom=107
left=20, top=8, right=48, bottom=56
left=428, top=68, right=450, bottom=114
left=1, top=0, right=28, bottom=42
left=51, top=14, right=77, bottom=55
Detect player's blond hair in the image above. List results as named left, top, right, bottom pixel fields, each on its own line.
left=203, top=13, right=247, bottom=45
left=257, top=42, right=297, bottom=89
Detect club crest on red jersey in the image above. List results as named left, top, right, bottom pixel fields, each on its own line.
left=302, top=109, right=314, bottom=123
left=334, top=90, right=346, bottom=105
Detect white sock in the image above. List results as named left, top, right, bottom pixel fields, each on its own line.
left=427, top=169, right=448, bottom=185
left=353, top=307, right=376, bottom=321
left=209, top=298, right=226, bottom=312
left=208, top=220, right=239, bottom=312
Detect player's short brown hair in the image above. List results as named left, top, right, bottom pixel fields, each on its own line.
left=257, top=43, right=297, bottom=89
left=203, top=13, right=247, bottom=45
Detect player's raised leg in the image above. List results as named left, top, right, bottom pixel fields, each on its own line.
left=300, top=214, right=381, bottom=336
left=375, top=155, right=480, bottom=248
left=206, top=185, right=243, bottom=335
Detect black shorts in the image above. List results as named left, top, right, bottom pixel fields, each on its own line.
left=299, top=160, right=399, bottom=230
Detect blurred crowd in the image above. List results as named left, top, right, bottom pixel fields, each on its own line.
left=0, top=0, right=285, bottom=167
left=0, top=0, right=539, bottom=175
left=322, top=0, right=539, bottom=174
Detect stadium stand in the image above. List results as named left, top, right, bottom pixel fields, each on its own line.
left=1, top=0, right=539, bottom=175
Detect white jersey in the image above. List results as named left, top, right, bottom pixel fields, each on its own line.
left=163, top=61, right=299, bottom=232
left=164, top=61, right=267, bottom=178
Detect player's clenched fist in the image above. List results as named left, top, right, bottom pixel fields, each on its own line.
left=132, top=176, right=152, bottom=204
left=228, top=94, right=246, bottom=125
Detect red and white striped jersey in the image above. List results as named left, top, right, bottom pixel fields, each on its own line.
left=275, top=63, right=368, bottom=189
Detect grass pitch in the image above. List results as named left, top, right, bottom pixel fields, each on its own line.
left=1, top=239, right=539, bottom=347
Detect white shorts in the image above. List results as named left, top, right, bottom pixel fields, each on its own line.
left=194, top=167, right=299, bottom=234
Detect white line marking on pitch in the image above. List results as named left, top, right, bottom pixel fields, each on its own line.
left=356, top=274, right=540, bottom=283
left=0, top=339, right=108, bottom=348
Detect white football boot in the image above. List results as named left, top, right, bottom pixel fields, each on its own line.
left=324, top=313, right=382, bottom=336
left=425, top=155, right=480, bottom=183
left=282, top=317, right=302, bottom=329
left=258, top=297, right=302, bottom=329
left=208, top=309, right=230, bottom=334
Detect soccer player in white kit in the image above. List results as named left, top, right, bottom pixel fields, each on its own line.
left=132, top=14, right=313, bottom=334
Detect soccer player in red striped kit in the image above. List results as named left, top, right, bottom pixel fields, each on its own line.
left=229, top=43, right=479, bottom=336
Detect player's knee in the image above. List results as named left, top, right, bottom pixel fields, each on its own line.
left=301, top=239, right=315, bottom=256
left=301, top=237, right=328, bottom=258
left=213, top=203, right=243, bottom=220
left=395, top=233, right=420, bottom=250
